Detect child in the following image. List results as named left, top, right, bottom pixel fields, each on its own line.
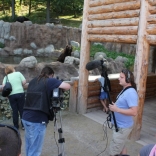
left=95, top=76, right=108, bottom=113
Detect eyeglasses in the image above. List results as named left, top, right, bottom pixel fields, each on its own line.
left=0, top=124, right=21, bottom=155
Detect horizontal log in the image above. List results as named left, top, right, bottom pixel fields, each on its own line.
left=147, top=35, right=156, bottom=45
left=88, top=96, right=100, bottom=104
left=88, top=34, right=137, bottom=44
left=87, top=18, right=139, bottom=28
left=146, top=88, right=156, bottom=92
left=88, top=1, right=140, bottom=15
left=88, top=81, right=99, bottom=85
left=88, top=85, right=100, bottom=91
left=148, top=0, right=156, bottom=6
left=88, top=90, right=100, bottom=97
left=88, top=10, right=140, bottom=21
left=149, top=6, right=156, bottom=14
left=146, top=24, right=156, bottom=35
left=88, top=26, right=138, bottom=35
left=147, top=15, right=156, bottom=24
left=87, top=103, right=101, bottom=109
left=89, top=0, right=136, bottom=7
left=147, top=74, right=156, bottom=81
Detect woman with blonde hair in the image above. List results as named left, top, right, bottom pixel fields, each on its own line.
left=2, top=65, right=26, bottom=130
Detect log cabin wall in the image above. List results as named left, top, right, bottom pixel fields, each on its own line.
left=147, top=0, right=156, bottom=45
left=88, top=0, right=141, bottom=44
left=87, top=74, right=156, bottom=111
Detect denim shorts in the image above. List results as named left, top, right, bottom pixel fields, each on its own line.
left=99, top=91, right=108, bottom=100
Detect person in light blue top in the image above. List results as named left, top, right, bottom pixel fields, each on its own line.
left=109, top=69, right=138, bottom=156
left=2, top=65, right=26, bottom=130
left=95, top=76, right=108, bottom=113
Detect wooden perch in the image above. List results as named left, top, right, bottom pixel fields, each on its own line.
left=87, top=18, right=139, bottom=28
left=88, top=34, right=137, bottom=44
left=89, top=0, right=137, bottom=7
left=88, top=26, right=138, bottom=35
left=88, top=1, right=140, bottom=14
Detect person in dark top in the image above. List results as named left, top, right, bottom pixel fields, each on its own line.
left=22, top=66, right=71, bottom=156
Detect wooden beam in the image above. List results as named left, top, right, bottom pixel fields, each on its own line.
left=88, top=10, right=140, bottom=21
left=147, top=15, right=156, bottom=24
left=88, top=1, right=140, bottom=14
left=88, top=34, right=137, bottom=43
left=89, top=0, right=137, bottom=7
left=147, top=35, right=156, bottom=45
left=149, top=5, right=156, bottom=14
left=130, top=0, right=150, bottom=141
left=69, top=78, right=78, bottom=112
left=146, top=24, right=156, bottom=35
left=77, top=0, right=90, bottom=114
left=88, top=26, right=138, bottom=35
left=148, top=0, right=156, bottom=6
left=88, top=18, right=139, bottom=28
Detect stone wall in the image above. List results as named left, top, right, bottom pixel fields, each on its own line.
left=0, top=21, right=81, bottom=56
left=0, top=20, right=156, bottom=72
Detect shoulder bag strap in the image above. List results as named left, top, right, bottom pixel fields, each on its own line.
left=5, top=75, right=9, bottom=83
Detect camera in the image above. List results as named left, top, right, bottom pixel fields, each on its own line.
left=51, top=77, right=64, bottom=110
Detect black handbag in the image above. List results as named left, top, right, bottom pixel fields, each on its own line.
left=2, top=76, right=12, bottom=97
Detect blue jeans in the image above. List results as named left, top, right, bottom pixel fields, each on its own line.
left=22, top=119, right=47, bottom=156
left=8, top=93, right=25, bottom=129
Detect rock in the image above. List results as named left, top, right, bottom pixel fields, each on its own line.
left=94, top=52, right=107, bottom=60
left=30, top=42, right=37, bottom=49
left=72, top=50, right=80, bottom=58
left=19, top=56, right=37, bottom=68
left=115, top=56, right=128, bottom=64
left=70, top=41, right=80, bottom=48
left=13, top=48, right=23, bottom=55
left=45, top=45, right=55, bottom=54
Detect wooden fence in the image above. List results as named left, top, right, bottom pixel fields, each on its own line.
left=69, top=73, right=156, bottom=112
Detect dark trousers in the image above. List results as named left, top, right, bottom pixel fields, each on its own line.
left=8, top=93, right=25, bottom=129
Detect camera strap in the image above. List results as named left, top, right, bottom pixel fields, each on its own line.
left=116, top=86, right=133, bottom=100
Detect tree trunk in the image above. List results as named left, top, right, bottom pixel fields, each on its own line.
left=12, top=0, right=15, bottom=20
left=28, top=0, right=32, bottom=16
left=46, top=0, right=50, bottom=23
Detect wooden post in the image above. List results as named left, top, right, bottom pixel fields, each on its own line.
left=77, top=0, right=90, bottom=114
left=69, top=78, right=78, bottom=112
left=129, top=0, right=150, bottom=140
